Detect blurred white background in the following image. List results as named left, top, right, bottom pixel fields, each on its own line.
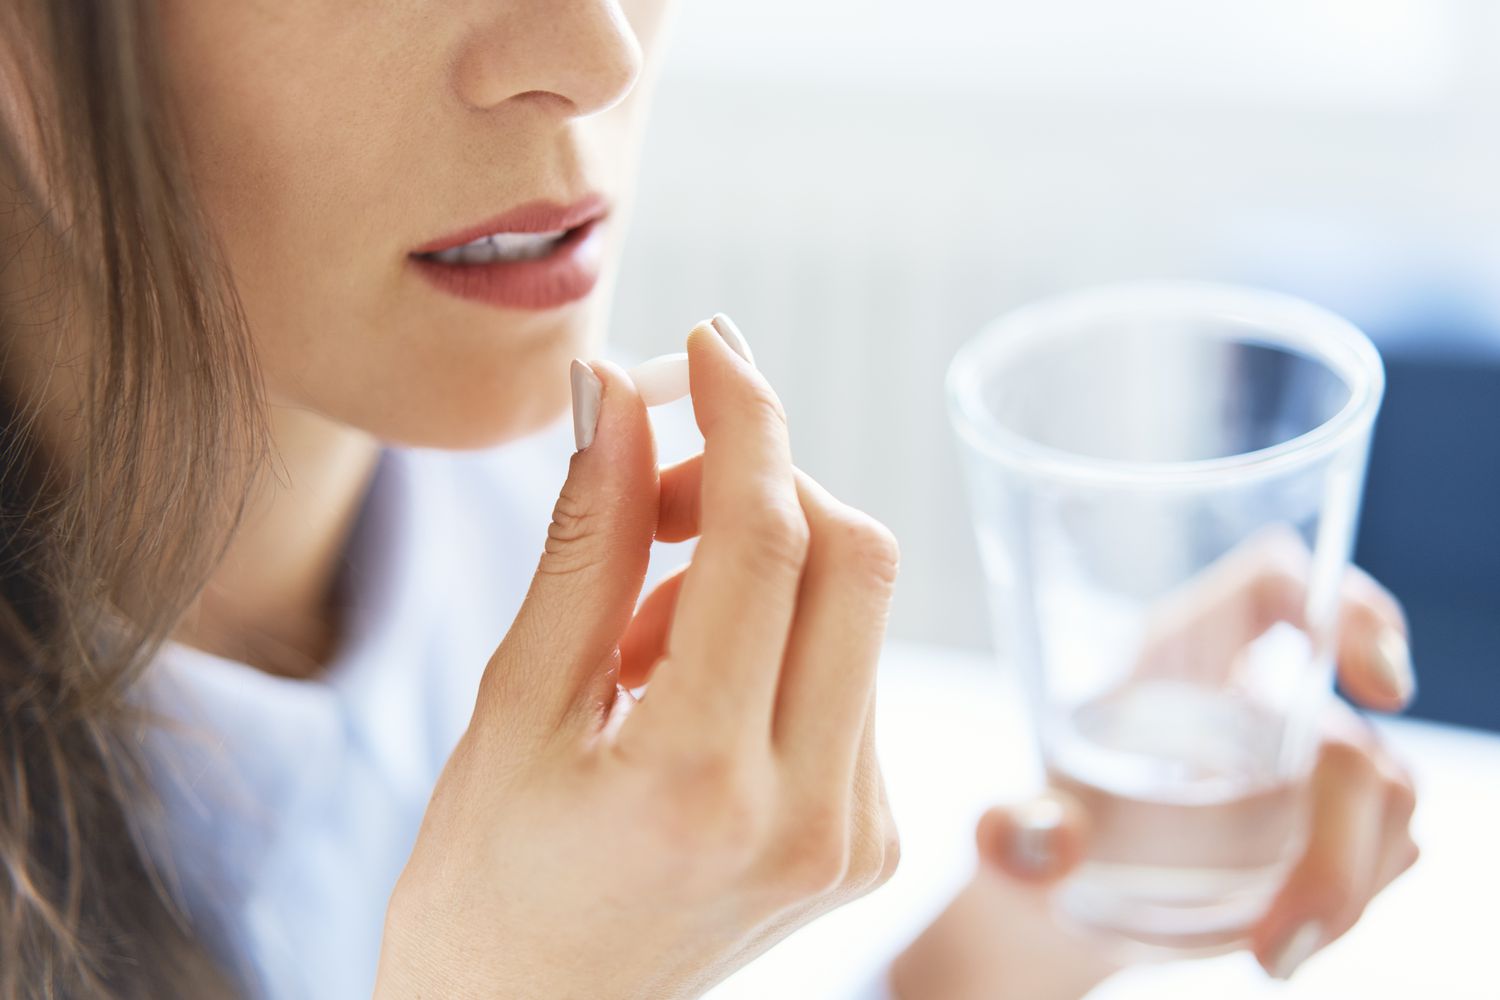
left=610, top=0, right=1500, bottom=654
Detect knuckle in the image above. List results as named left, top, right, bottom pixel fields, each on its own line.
left=1385, top=775, right=1417, bottom=825
left=1244, top=536, right=1310, bottom=624
left=742, top=497, right=811, bottom=574
left=539, top=485, right=605, bottom=576
left=665, top=750, right=744, bottom=806
left=1300, top=861, right=1362, bottom=927
left=710, top=377, right=790, bottom=439
left=1251, top=569, right=1305, bottom=632
left=845, top=808, right=901, bottom=895
left=1326, top=874, right=1360, bottom=917
left=654, top=755, right=766, bottom=862
left=742, top=380, right=790, bottom=430
left=823, top=509, right=901, bottom=590
left=1337, top=894, right=1370, bottom=935
left=1317, top=736, right=1370, bottom=777
left=844, top=841, right=884, bottom=895
left=780, top=856, right=846, bottom=902
left=776, top=817, right=850, bottom=899
left=1400, top=839, right=1421, bottom=874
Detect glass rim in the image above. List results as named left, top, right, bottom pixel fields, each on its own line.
left=946, top=280, right=1386, bottom=488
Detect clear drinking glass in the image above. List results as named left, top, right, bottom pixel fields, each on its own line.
left=946, top=281, right=1385, bottom=951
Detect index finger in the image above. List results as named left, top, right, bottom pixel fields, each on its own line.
left=1136, top=528, right=1414, bottom=710
left=627, top=318, right=807, bottom=750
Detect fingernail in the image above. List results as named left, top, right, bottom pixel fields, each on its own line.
left=1267, top=921, right=1323, bottom=981
left=710, top=312, right=755, bottom=367
left=1371, top=626, right=1416, bottom=704
left=1009, top=797, right=1065, bottom=874
left=570, top=359, right=602, bottom=451
left=628, top=352, right=689, bottom=407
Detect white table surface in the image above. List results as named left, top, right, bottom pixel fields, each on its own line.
left=705, top=642, right=1500, bottom=1000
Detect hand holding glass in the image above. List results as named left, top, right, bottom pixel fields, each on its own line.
left=948, top=282, right=1384, bottom=950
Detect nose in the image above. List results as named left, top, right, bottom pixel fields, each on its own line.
left=453, top=0, right=644, bottom=118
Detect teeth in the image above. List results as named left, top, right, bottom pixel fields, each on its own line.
left=428, top=229, right=570, bottom=265
left=460, top=241, right=494, bottom=264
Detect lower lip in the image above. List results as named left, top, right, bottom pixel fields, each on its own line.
left=410, top=218, right=605, bottom=311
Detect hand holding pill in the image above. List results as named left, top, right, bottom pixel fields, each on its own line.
left=628, top=313, right=753, bottom=407
left=379, top=312, right=900, bottom=1000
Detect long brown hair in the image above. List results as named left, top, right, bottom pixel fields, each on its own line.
left=1, top=0, right=271, bottom=995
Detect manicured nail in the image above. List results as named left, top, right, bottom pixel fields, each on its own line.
left=1267, top=921, right=1323, bottom=980
left=1009, top=797, right=1064, bottom=874
left=1371, top=627, right=1416, bottom=705
left=628, top=352, right=689, bottom=407
left=570, top=359, right=602, bottom=451
left=710, top=312, right=755, bottom=367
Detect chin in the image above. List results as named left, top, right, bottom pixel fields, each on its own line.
left=281, top=292, right=600, bottom=451
left=366, top=342, right=580, bottom=452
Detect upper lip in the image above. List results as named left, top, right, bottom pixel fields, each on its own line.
left=413, top=193, right=609, bottom=256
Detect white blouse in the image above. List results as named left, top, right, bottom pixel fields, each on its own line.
left=138, top=410, right=894, bottom=999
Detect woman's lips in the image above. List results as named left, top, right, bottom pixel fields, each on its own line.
left=410, top=196, right=608, bottom=311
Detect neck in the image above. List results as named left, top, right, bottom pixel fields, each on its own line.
left=173, top=405, right=383, bottom=679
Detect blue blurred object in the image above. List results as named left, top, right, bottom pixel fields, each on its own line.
left=1238, top=241, right=1500, bottom=732
left=1353, top=322, right=1500, bottom=732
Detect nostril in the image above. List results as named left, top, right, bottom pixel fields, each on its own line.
left=450, top=2, right=643, bottom=118
left=508, top=90, right=576, bottom=116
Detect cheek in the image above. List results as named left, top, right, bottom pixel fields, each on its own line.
left=158, top=6, right=424, bottom=404
left=157, top=2, right=609, bottom=448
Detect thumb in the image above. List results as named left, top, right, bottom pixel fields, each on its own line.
left=480, top=359, right=659, bottom=732
left=975, top=792, right=1090, bottom=884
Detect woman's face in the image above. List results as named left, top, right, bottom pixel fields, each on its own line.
left=158, top=0, right=673, bottom=448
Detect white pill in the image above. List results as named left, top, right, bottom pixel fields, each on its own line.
left=628, top=352, right=690, bottom=407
